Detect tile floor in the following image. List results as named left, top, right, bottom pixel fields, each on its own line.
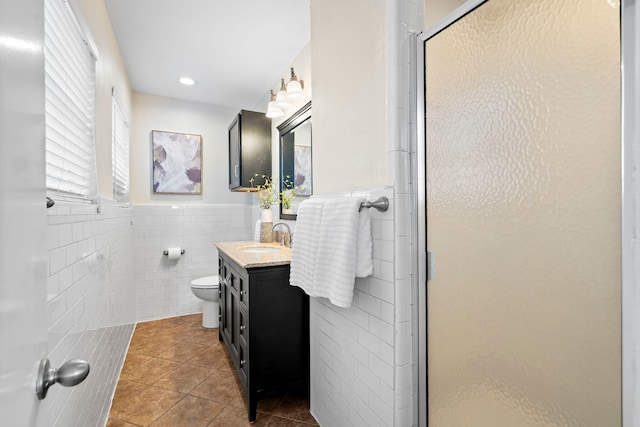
left=107, top=314, right=318, bottom=427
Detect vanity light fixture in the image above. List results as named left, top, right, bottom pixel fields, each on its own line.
left=274, top=79, right=291, bottom=109
left=285, top=67, right=304, bottom=100
left=178, top=76, right=196, bottom=86
left=266, top=90, right=284, bottom=118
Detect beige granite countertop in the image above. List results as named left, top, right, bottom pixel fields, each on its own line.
left=215, top=241, right=292, bottom=269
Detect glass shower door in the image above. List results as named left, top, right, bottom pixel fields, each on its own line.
left=424, top=0, right=621, bottom=425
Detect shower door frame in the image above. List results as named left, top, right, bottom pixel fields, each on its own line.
left=414, top=1, right=639, bottom=426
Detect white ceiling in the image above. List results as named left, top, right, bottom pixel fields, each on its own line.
left=104, top=0, right=310, bottom=110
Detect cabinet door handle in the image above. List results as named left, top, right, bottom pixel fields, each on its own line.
left=239, top=290, right=244, bottom=296
left=234, top=164, right=239, bottom=178
left=240, top=325, right=245, bottom=331
left=240, top=359, right=245, bottom=367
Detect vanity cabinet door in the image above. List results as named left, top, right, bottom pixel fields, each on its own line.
left=237, top=308, right=249, bottom=389
left=218, top=253, right=309, bottom=423
left=219, top=258, right=230, bottom=344
left=239, top=273, right=248, bottom=309
left=219, top=256, right=242, bottom=365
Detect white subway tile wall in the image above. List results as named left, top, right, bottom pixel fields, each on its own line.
left=310, top=0, right=421, bottom=425
left=310, top=188, right=399, bottom=427
left=133, top=204, right=253, bottom=321
left=45, top=201, right=254, bottom=425
left=46, top=199, right=135, bottom=427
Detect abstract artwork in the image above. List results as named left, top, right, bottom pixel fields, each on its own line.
left=152, top=130, right=202, bottom=194
left=294, top=145, right=312, bottom=196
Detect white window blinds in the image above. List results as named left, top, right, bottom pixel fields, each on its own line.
left=45, top=0, right=97, bottom=201
left=112, top=96, right=130, bottom=203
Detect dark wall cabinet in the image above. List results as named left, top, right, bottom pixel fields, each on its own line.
left=228, top=110, right=272, bottom=191
left=218, top=254, right=309, bottom=422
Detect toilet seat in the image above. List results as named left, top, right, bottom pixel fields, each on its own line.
left=190, top=275, right=219, bottom=289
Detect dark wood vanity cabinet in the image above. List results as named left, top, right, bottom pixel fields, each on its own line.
left=228, top=110, right=271, bottom=191
left=218, top=254, right=309, bottom=422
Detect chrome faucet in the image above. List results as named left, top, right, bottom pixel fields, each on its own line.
left=271, top=222, right=291, bottom=247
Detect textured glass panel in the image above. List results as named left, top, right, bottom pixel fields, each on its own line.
left=425, top=0, right=621, bottom=425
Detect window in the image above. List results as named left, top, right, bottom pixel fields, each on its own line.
left=112, top=96, right=130, bottom=203
left=44, top=0, right=97, bottom=201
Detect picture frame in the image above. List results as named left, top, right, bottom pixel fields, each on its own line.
left=152, top=130, right=202, bottom=194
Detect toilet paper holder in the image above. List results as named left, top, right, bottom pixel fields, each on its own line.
left=163, top=248, right=185, bottom=256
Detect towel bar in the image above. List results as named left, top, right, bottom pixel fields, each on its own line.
left=359, top=196, right=389, bottom=212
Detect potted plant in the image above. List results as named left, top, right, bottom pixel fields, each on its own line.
left=280, top=176, right=303, bottom=215
left=250, top=174, right=279, bottom=223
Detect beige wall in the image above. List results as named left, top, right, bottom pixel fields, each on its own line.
left=267, top=42, right=312, bottom=220
left=130, top=93, right=249, bottom=205
left=424, top=0, right=467, bottom=28
left=310, top=0, right=387, bottom=194
left=74, top=0, right=132, bottom=199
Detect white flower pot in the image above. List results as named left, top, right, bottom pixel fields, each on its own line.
left=260, top=208, right=273, bottom=223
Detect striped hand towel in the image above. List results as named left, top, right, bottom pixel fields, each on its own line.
left=312, top=197, right=365, bottom=308
left=289, top=198, right=325, bottom=297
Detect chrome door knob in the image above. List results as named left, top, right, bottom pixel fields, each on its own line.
left=36, top=358, right=90, bottom=400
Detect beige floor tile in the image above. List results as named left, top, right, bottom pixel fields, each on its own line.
left=181, top=328, right=220, bottom=347
left=155, top=341, right=209, bottom=363
left=106, top=417, right=140, bottom=427
left=108, top=386, right=184, bottom=426
left=120, top=357, right=180, bottom=385
left=148, top=395, right=225, bottom=427
left=272, top=393, right=316, bottom=425
left=190, top=373, right=242, bottom=404
left=206, top=404, right=271, bottom=427
left=109, top=315, right=317, bottom=427
left=152, top=363, right=213, bottom=394
left=185, top=344, right=226, bottom=368
left=267, top=416, right=319, bottom=426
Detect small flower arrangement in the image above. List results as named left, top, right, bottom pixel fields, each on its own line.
left=280, top=175, right=304, bottom=210
left=250, top=174, right=279, bottom=209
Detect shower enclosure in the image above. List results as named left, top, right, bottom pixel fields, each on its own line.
left=416, top=0, right=636, bottom=425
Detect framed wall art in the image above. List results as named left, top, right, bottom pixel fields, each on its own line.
left=152, top=130, right=202, bottom=194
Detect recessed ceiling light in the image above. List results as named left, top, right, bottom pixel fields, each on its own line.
left=178, top=76, right=196, bottom=86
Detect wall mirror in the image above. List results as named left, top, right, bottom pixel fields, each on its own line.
left=278, top=101, right=312, bottom=220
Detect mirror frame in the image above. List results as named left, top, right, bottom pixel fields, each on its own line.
left=277, top=101, right=312, bottom=220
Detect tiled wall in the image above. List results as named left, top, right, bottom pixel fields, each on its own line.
left=46, top=198, right=136, bottom=426
left=388, top=0, right=421, bottom=424
left=309, top=188, right=399, bottom=426
left=133, top=204, right=254, bottom=321
left=309, top=0, right=421, bottom=425
left=45, top=201, right=254, bottom=425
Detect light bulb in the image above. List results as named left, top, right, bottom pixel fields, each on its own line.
left=266, top=91, right=284, bottom=118
left=275, top=79, right=290, bottom=109
left=286, top=68, right=304, bottom=100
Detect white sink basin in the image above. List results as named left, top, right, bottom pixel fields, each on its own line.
left=240, top=246, right=281, bottom=254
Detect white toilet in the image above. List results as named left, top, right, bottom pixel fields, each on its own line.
left=189, top=275, right=220, bottom=328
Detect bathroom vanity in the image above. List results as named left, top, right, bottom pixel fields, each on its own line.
left=215, top=241, right=309, bottom=422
